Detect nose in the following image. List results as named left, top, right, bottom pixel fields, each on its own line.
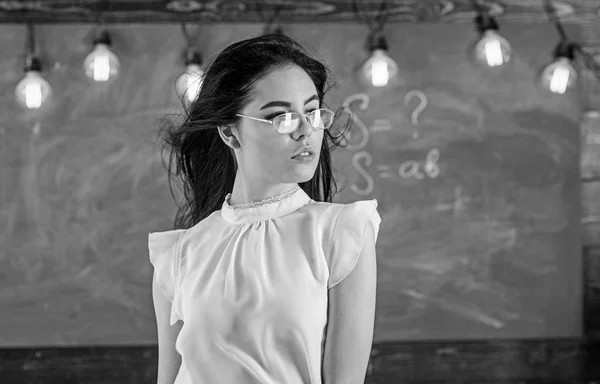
left=292, top=115, right=313, bottom=139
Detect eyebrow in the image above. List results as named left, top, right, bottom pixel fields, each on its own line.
left=259, top=94, right=319, bottom=110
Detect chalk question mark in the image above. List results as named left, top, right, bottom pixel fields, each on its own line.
left=404, top=90, right=428, bottom=139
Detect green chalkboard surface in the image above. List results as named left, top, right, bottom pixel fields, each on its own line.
left=0, top=22, right=582, bottom=346
left=320, top=23, right=582, bottom=341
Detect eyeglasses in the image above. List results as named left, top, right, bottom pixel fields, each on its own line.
left=236, top=108, right=335, bottom=134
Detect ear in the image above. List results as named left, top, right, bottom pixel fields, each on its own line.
left=217, top=124, right=240, bottom=149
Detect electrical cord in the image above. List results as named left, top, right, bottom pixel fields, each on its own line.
left=351, top=0, right=391, bottom=34
left=541, top=0, right=600, bottom=85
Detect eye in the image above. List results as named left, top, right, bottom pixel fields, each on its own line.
left=265, top=111, right=286, bottom=120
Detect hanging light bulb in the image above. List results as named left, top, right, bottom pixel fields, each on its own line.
left=362, top=33, right=398, bottom=88
left=470, top=12, right=512, bottom=68
left=83, top=29, right=120, bottom=82
left=15, top=24, right=52, bottom=110
left=538, top=41, right=578, bottom=95
left=175, top=48, right=204, bottom=105
left=15, top=55, right=52, bottom=110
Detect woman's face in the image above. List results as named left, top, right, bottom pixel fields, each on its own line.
left=233, top=65, right=324, bottom=185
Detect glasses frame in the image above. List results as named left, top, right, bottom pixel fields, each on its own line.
left=236, top=108, right=335, bottom=134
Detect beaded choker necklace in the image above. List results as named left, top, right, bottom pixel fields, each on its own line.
left=227, top=186, right=301, bottom=210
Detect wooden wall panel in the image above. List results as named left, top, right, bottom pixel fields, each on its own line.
left=0, top=0, right=599, bottom=24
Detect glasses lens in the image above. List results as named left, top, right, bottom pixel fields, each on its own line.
left=274, top=113, right=300, bottom=133
left=309, top=109, right=334, bottom=129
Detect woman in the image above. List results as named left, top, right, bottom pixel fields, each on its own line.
left=149, top=33, right=381, bottom=384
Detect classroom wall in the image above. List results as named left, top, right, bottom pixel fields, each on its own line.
left=0, top=21, right=594, bottom=347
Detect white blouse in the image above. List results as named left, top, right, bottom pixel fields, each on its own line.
left=149, top=185, right=381, bottom=384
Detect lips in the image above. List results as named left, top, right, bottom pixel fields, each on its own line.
left=291, top=146, right=315, bottom=158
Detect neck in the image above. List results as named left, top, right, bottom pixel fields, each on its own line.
left=228, top=177, right=299, bottom=206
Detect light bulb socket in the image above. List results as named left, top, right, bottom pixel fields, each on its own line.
left=553, top=41, right=577, bottom=61
left=368, top=33, right=388, bottom=52
left=24, top=55, right=42, bottom=72
left=93, top=30, right=112, bottom=46
left=474, top=12, right=499, bottom=34
left=184, top=48, right=203, bottom=66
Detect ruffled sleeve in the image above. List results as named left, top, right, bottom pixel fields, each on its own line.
left=148, top=229, right=186, bottom=325
left=326, top=200, right=381, bottom=289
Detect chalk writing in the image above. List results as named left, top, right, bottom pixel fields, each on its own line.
left=371, top=118, right=392, bottom=132
left=342, top=93, right=370, bottom=151
left=350, top=151, right=374, bottom=196
left=375, top=164, right=394, bottom=179
left=404, top=89, right=428, bottom=139
left=405, top=90, right=428, bottom=125
left=344, top=90, right=442, bottom=196
left=435, top=186, right=470, bottom=217
left=352, top=148, right=440, bottom=190
left=399, top=149, right=440, bottom=180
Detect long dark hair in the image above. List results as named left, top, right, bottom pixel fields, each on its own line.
left=159, top=34, right=350, bottom=229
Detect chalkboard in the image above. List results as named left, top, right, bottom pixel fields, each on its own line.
left=0, top=22, right=582, bottom=347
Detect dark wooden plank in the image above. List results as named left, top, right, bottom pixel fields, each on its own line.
left=0, top=346, right=157, bottom=384
left=585, top=339, right=600, bottom=383
left=378, top=339, right=595, bottom=383
left=585, top=246, right=600, bottom=340
left=0, top=0, right=598, bottom=24
left=370, top=339, right=582, bottom=383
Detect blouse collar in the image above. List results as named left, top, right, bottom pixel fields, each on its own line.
left=220, top=185, right=311, bottom=224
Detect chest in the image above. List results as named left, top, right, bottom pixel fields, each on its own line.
left=179, top=236, right=329, bottom=325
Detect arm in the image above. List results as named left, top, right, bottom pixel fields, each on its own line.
left=321, top=221, right=377, bottom=384
left=152, top=274, right=183, bottom=384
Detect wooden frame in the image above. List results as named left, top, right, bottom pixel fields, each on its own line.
left=0, top=0, right=598, bottom=24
